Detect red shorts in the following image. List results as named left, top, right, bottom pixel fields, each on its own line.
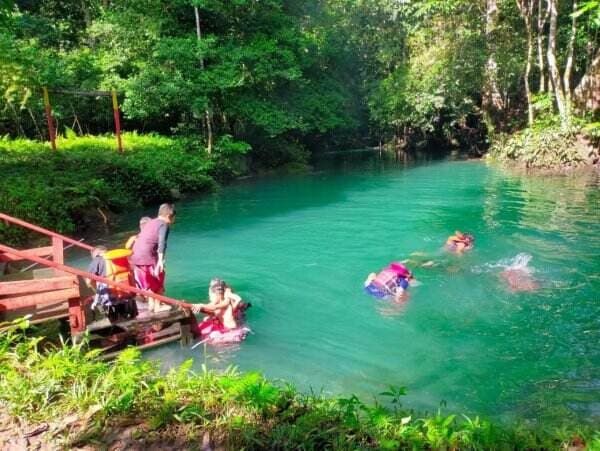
left=133, top=265, right=165, bottom=294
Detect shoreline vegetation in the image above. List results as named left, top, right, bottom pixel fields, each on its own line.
left=1, top=318, right=597, bottom=450
left=0, top=132, right=237, bottom=247
left=1, top=1, right=599, bottom=448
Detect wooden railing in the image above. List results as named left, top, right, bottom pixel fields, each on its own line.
left=0, top=213, right=199, bottom=333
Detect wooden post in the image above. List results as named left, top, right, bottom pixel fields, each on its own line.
left=43, top=87, right=56, bottom=151
left=111, top=89, right=123, bottom=153
left=52, top=236, right=64, bottom=276
left=68, top=297, right=88, bottom=335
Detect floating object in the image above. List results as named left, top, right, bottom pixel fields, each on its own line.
left=193, top=316, right=251, bottom=345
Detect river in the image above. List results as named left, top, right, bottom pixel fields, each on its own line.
left=103, top=152, right=600, bottom=426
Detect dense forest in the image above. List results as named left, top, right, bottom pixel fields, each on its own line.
left=1, top=0, right=599, bottom=242
left=2, top=0, right=598, bottom=162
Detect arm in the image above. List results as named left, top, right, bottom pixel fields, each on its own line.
left=157, top=222, right=169, bottom=271
left=191, top=303, right=214, bottom=314
left=225, top=289, right=242, bottom=310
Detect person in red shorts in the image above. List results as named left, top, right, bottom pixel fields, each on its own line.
left=131, top=203, right=176, bottom=313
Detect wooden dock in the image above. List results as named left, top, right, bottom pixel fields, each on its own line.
left=0, top=212, right=197, bottom=354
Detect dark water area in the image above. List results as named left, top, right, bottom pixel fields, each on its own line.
left=87, top=151, right=600, bottom=426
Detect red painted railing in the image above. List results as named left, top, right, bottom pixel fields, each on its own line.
left=0, top=212, right=196, bottom=311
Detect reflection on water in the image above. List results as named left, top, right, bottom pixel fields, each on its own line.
left=132, top=154, right=600, bottom=427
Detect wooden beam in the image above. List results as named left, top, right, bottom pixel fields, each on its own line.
left=0, top=246, right=54, bottom=262
left=50, top=89, right=113, bottom=97
left=0, top=213, right=94, bottom=252
left=0, top=243, right=196, bottom=311
left=0, top=275, right=78, bottom=296
left=0, top=287, right=80, bottom=310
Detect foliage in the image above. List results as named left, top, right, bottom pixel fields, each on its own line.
left=0, top=319, right=597, bottom=449
left=0, top=132, right=235, bottom=246
left=1, top=0, right=597, bottom=167
left=487, top=120, right=597, bottom=169
left=1, top=0, right=363, bottom=164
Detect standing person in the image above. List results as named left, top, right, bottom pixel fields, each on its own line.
left=125, top=216, right=151, bottom=249
left=131, top=203, right=176, bottom=313
left=86, top=246, right=110, bottom=311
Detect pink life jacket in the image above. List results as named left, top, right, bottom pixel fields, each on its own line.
left=387, top=262, right=411, bottom=278
left=372, top=269, right=401, bottom=293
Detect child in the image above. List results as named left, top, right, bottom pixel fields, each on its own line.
left=86, top=246, right=111, bottom=311
left=125, top=216, right=151, bottom=250
left=446, top=231, right=474, bottom=253
left=364, top=262, right=414, bottom=300
left=192, top=278, right=244, bottom=330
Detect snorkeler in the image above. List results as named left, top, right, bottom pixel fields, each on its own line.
left=364, top=262, right=414, bottom=300
left=446, top=231, right=474, bottom=253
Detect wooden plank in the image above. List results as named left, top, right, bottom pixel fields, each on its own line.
left=0, top=275, right=77, bottom=296
left=100, top=333, right=182, bottom=361
left=51, top=89, right=112, bottom=97
left=0, top=246, right=54, bottom=262
left=0, top=287, right=80, bottom=310
left=0, top=300, right=69, bottom=325
left=52, top=237, right=64, bottom=276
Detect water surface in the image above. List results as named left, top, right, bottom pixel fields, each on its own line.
left=130, top=154, right=599, bottom=425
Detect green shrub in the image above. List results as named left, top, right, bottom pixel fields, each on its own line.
left=0, top=133, right=227, bottom=246
left=0, top=318, right=597, bottom=449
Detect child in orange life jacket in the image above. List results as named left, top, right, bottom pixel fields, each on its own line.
left=125, top=216, right=151, bottom=249
left=446, top=231, right=474, bottom=253
left=86, top=246, right=111, bottom=310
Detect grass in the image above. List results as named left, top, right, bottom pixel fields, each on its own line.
left=1, top=317, right=598, bottom=449
left=0, top=132, right=228, bottom=246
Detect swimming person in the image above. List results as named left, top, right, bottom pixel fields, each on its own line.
left=125, top=216, right=151, bottom=249
left=446, top=231, right=474, bottom=253
left=192, top=278, right=244, bottom=330
left=131, top=203, right=176, bottom=313
left=364, top=262, right=414, bottom=300
left=499, top=253, right=539, bottom=292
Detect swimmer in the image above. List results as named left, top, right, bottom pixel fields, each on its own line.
left=446, top=231, right=474, bottom=253
left=499, top=253, right=539, bottom=292
left=500, top=265, right=538, bottom=292
left=364, top=262, right=414, bottom=300
left=192, top=279, right=244, bottom=330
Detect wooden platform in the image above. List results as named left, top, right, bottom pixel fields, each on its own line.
left=0, top=212, right=199, bottom=357
left=86, top=301, right=195, bottom=358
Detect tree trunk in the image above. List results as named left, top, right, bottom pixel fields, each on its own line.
left=194, top=5, right=212, bottom=154
left=562, top=1, right=577, bottom=118
left=546, top=0, right=569, bottom=128
left=536, top=0, right=549, bottom=92
left=206, top=110, right=213, bottom=154
left=573, top=52, right=600, bottom=112
left=482, top=0, right=505, bottom=131
left=517, top=0, right=535, bottom=126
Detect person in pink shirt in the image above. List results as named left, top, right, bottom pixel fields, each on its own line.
left=131, top=203, right=176, bottom=312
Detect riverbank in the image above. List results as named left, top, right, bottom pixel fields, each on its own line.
left=0, top=318, right=595, bottom=450
left=486, top=123, right=600, bottom=173
left=0, top=133, right=242, bottom=247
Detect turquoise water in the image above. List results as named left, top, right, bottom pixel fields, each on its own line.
left=125, top=154, right=598, bottom=425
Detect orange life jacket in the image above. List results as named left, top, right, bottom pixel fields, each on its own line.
left=103, top=249, right=134, bottom=298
